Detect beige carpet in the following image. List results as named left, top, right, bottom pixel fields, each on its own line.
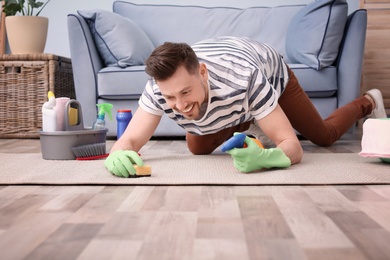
left=0, top=153, right=389, bottom=185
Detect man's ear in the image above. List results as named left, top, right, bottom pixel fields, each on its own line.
left=199, top=63, right=208, bottom=80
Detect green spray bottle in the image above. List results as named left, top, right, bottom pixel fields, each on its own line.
left=92, top=103, right=113, bottom=130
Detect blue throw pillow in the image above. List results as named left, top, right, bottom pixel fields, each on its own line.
left=286, top=0, right=348, bottom=70
left=78, top=9, right=155, bottom=68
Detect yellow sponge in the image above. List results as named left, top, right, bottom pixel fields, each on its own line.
left=134, top=165, right=152, bottom=176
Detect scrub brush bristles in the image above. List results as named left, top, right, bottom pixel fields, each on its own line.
left=71, top=142, right=109, bottom=160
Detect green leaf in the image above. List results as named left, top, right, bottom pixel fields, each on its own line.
left=2, top=0, right=51, bottom=16
left=29, top=0, right=44, bottom=9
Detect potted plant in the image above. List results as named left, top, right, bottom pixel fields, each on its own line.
left=2, top=0, right=52, bottom=54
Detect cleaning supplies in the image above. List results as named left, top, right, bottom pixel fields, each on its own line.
left=68, top=106, right=78, bottom=126
left=39, top=100, right=109, bottom=160
left=92, top=103, right=113, bottom=130
left=71, top=142, right=109, bottom=160
left=116, top=109, right=132, bottom=139
left=54, top=97, right=70, bottom=131
left=42, top=91, right=57, bottom=132
left=221, top=133, right=264, bottom=152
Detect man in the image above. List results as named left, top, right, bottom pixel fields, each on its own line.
left=104, top=36, right=386, bottom=177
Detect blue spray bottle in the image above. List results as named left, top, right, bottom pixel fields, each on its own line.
left=92, top=103, right=113, bottom=130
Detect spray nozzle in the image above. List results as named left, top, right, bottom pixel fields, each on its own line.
left=96, top=103, right=113, bottom=120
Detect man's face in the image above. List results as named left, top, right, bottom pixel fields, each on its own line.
left=157, top=64, right=208, bottom=120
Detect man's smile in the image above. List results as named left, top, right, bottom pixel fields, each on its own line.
left=180, top=103, right=194, bottom=113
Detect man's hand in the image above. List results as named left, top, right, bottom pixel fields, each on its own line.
left=104, top=150, right=144, bottom=178
left=225, top=133, right=291, bottom=172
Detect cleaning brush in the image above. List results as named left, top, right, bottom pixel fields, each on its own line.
left=71, top=142, right=109, bottom=160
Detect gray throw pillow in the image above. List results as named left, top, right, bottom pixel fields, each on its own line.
left=285, top=0, right=348, bottom=70
left=78, top=9, right=155, bottom=68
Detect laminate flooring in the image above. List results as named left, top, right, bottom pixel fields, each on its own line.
left=1, top=134, right=390, bottom=260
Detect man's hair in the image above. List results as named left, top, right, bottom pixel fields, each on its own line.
left=145, top=42, right=199, bottom=81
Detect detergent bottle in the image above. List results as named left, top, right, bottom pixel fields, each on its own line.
left=221, top=133, right=264, bottom=152
left=92, top=103, right=113, bottom=130
left=116, top=109, right=132, bottom=139
left=42, top=91, right=57, bottom=132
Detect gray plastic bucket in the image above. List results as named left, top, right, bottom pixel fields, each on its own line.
left=39, top=100, right=108, bottom=160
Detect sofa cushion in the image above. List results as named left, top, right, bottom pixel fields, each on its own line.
left=113, top=2, right=302, bottom=62
left=98, top=66, right=149, bottom=99
left=97, top=64, right=337, bottom=101
left=290, top=64, right=337, bottom=97
left=286, top=0, right=348, bottom=70
left=78, top=9, right=154, bottom=68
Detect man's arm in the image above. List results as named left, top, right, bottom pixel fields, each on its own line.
left=257, top=104, right=303, bottom=164
left=110, top=107, right=162, bottom=153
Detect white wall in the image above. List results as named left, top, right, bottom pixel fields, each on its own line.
left=35, top=0, right=359, bottom=58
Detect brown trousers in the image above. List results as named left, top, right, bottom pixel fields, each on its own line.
left=187, top=68, right=372, bottom=154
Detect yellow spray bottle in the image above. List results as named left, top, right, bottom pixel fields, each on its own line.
left=92, top=103, right=113, bottom=130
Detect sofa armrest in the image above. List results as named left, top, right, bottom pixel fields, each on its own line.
left=336, top=9, right=367, bottom=107
left=67, top=14, right=104, bottom=127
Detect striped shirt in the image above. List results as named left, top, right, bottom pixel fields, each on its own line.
left=139, top=36, right=289, bottom=135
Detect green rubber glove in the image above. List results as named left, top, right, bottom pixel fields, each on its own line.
left=104, top=150, right=144, bottom=178
left=225, top=134, right=291, bottom=173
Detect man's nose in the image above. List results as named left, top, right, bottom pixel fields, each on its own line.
left=175, top=98, right=187, bottom=110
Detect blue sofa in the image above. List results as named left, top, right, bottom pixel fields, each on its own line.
left=67, top=0, right=367, bottom=137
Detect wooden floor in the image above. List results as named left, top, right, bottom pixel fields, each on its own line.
left=1, top=133, right=390, bottom=260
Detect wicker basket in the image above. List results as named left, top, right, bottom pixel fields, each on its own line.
left=0, top=54, right=75, bottom=138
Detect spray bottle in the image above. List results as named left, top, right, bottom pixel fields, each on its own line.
left=42, top=91, right=57, bottom=132
left=92, top=103, right=113, bottom=130
left=221, top=133, right=264, bottom=152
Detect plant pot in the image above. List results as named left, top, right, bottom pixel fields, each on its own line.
left=5, top=16, right=48, bottom=54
